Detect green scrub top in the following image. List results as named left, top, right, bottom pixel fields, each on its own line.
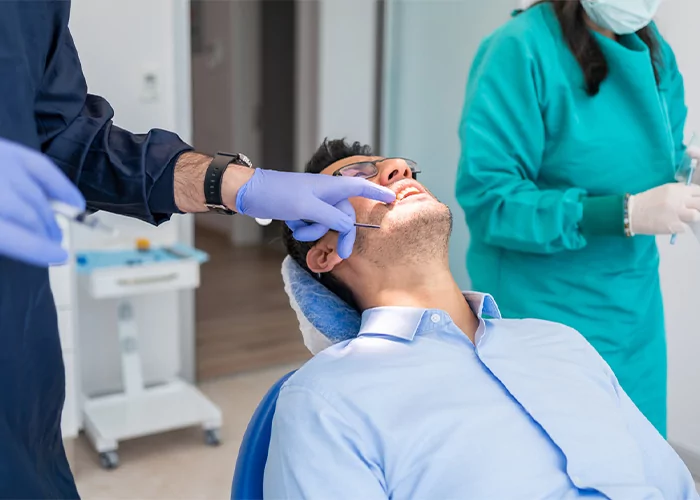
left=456, top=4, right=689, bottom=437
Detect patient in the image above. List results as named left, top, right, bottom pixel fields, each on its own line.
left=264, top=139, right=698, bottom=499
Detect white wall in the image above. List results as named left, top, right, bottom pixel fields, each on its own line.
left=69, top=0, right=195, bottom=392
left=380, top=0, right=516, bottom=288
left=655, top=0, right=700, bottom=466
left=316, top=0, right=378, bottom=147
left=70, top=0, right=189, bottom=145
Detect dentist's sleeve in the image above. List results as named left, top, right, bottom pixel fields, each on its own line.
left=456, top=34, right=605, bottom=254
left=263, top=384, right=387, bottom=499
left=35, top=27, right=192, bottom=226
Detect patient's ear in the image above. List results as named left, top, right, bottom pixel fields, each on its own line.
left=306, top=234, right=343, bottom=274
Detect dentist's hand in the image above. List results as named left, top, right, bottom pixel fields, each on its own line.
left=287, top=199, right=359, bottom=259
left=0, top=138, right=85, bottom=266
left=628, top=183, right=700, bottom=235
left=233, top=169, right=395, bottom=258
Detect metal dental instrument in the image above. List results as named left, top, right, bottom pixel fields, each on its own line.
left=255, top=218, right=380, bottom=229
left=670, top=157, right=698, bottom=245
left=51, top=201, right=118, bottom=236
left=302, top=219, right=380, bottom=229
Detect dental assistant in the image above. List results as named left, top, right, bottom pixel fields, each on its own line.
left=456, top=0, right=700, bottom=437
left=0, top=2, right=394, bottom=498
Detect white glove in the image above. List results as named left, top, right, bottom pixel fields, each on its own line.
left=628, top=183, right=700, bottom=235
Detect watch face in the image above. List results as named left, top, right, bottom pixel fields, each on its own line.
left=236, top=153, right=253, bottom=168
left=205, top=203, right=235, bottom=215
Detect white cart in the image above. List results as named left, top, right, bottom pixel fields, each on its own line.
left=77, top=247, right=222, bottom=469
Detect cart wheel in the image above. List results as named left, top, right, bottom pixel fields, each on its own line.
left=204, top=428, right=221, bottom=447
left=99, top=451, right=120, bottom=470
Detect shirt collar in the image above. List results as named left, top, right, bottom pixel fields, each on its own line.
left=357, top=292, right=501, bottom=341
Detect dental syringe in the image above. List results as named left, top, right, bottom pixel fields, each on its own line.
left=51, top=201, right=118, bottom=236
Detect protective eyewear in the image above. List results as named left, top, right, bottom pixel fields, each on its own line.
left=332, top=157, right=421, bottom=180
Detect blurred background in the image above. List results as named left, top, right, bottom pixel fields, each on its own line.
left=48, top=0, right=699, bottom=497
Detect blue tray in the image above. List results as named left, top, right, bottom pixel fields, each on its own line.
left=76, top=243, right=209, bottom=274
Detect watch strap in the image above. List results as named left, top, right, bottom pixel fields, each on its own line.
left=204, top=152, right=252, bottom=215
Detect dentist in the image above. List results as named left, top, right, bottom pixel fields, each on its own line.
left=456, top=0, right=699, bottom=437
left=0, top=1, right=394, bottom=498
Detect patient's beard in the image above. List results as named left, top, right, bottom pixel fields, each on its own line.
left=345, top=202, right=474, bottom=335
left=354, top=202, right=453, bottom=268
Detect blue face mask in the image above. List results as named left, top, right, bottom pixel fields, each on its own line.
left=581, top=0, right=663, bottom=35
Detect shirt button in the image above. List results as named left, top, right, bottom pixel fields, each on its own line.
left=430, top=314, right=441, bottom=323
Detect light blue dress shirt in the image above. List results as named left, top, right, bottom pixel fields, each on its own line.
left=263, top=293, right=698, bottom=499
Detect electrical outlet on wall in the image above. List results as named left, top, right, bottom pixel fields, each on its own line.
left=140, top=68, right=160, bottom=103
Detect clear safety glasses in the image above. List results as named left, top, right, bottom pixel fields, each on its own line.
left=332, top=157, right=421, bottom=180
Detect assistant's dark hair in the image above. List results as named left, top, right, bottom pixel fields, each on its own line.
left=282, top=138, right=372, bottom=312
left=519, top=1, right=661, bottom=96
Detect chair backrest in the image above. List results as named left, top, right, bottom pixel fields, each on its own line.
left=231, top=370, right=297, bottom=500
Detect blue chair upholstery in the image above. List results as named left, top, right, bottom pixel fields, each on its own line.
left=231, top=370, right=297, bottom=500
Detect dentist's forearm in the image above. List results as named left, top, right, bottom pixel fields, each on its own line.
left=173, top=152, right=254, bottom=213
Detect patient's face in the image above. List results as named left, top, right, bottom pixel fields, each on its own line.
left=307, top=156, right=452, bottom=272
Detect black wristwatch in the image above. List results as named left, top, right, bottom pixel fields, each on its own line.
left=204, top=151, right=253, bottom=215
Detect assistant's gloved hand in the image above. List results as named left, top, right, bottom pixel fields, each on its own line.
left=0, top=138, right=85, bottom=266
left=235, top=169, right=395, bottom=258
left=628, top=183, right=700, bottom=235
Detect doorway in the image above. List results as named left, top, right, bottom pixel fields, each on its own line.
left=190, top=0, right=310, bottom=382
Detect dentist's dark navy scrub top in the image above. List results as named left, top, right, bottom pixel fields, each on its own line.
left=0, top=2, right=193, bottom=497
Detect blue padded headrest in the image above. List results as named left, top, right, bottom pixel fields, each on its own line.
left=281, top=255, right=361, bottom=354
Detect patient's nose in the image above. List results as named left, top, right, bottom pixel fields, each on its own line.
left=376, top=159, right=413, bottom=186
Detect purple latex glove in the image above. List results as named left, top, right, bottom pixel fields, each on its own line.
left=286, top=199, right=358, bottom=259
left=235, top=169, right=394, bottom=258
left=0, top=138, right=85, bottom=266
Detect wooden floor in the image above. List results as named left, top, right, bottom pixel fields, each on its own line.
left=194, top=226, right=310, bottom=381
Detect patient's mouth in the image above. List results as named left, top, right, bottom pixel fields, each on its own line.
left=396, top=186, right=422, bottom=202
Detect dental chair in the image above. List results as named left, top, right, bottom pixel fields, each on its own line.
left=230, top=256, right=362, bottom=500
left=231, top=369, right=296, bottom=500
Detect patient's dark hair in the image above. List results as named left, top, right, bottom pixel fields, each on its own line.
left=282, top=138, right=372, bottom=312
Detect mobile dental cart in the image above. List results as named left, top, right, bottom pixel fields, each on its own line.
left=76, top=244, right=222, bottom=469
